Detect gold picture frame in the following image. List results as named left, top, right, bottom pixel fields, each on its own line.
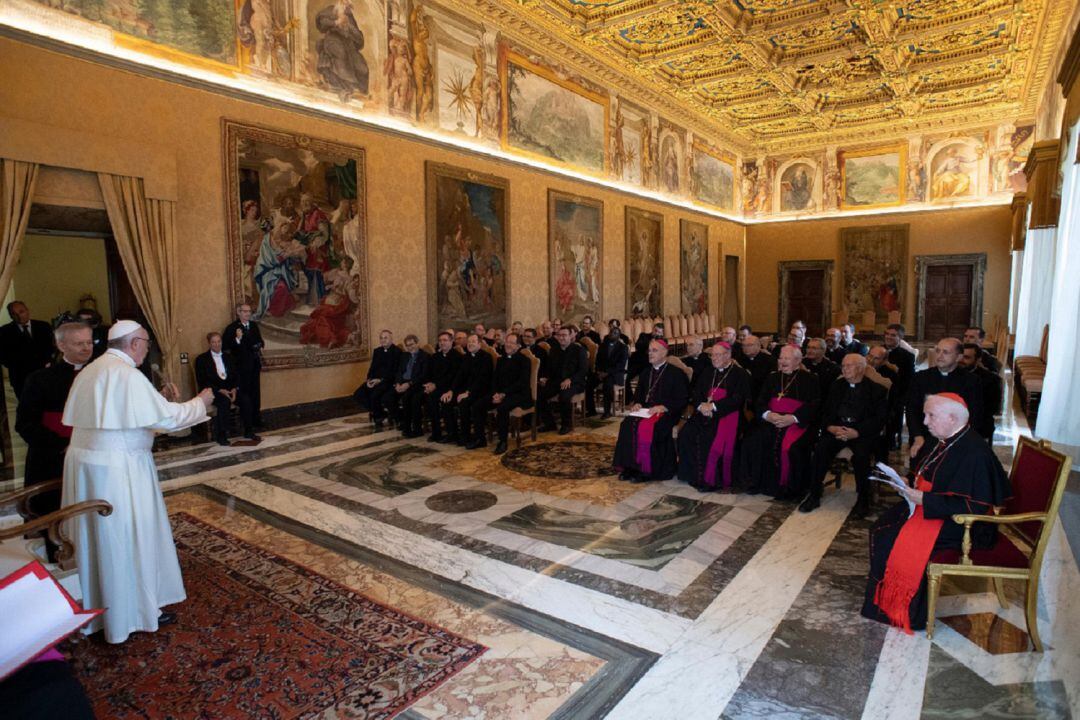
left=548, top=190, right=604, bottom=322
left=625, top=206, right=664, bottom=317
left=690, top=142, right=736, bottom=211
left=839, top=143, right=907, bottom=210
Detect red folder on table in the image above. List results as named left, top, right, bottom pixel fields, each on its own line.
left=0, top=561, right=101, bottom=680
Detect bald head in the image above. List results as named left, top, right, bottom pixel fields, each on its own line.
left=841, top=353, right=867, bottom=383
left=867, top=346, right=888, bottom=368
left=778, top=344, right=802, bottom=373
left=935, top=338, right=963, bottom=372
left=742, top=335, right=762, bottom=358
left=686, top=336, right=703, bottom=356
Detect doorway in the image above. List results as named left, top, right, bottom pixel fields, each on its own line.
left=723, top=255, right=741, bottom=326
left=778, top=260, right=833, bottom=337
left=914, top=253, right=987, bottom=340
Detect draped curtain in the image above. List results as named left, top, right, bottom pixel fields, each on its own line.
left=97, top=173, right=182, bottom=386
left=1013, top=218, right=1056, bottom=358
left=1035, top=121, right=1080, bottom=467
left=0, top=159, right=39, bottom=302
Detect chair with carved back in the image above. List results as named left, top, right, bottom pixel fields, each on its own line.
left=567, top=337, right=597, bottom=429
left=925, top=437, right=1072, bottom=652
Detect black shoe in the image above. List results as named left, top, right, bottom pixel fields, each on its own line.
left=157, top=611, right=177, bottom=627
left=373, top=421, right=385, bottom=431
left=619, top=471, right=636, bottom=481
left=585, top=411, right=598, bottom=418
left=629, top=475, right=650, bottom=484
left=798, top=494, right=820, bottom=513
left=466, top=438, right=486, bottom=450
left=601, top=413, right=612, bottom=420
left=852, top=495, right=870, bottom=519
left=438, top=435, right=457, bottom=444
left=538, top=423, right=557, bottom=433
left=428, top=434, right=442, bottom=443
left=217, top=439, right=231, bottom=447
left=244, top=434, right=261, bottom=442
left=493, top=441, right=508, bottom=455
left=558, top=426, right=572, bottom=435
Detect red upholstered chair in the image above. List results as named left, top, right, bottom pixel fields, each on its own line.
left=925, top=437, right=1072, bottom=651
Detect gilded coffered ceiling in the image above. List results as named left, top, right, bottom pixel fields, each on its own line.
left=497, top=0, right=1072, bottom=153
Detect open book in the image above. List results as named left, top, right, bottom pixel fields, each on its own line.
left=872, top=462, right=916, bottom=517
left=0, top=561, right=102, bottom=680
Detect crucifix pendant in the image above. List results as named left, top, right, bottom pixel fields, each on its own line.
left=777, top=392, right=785, bottom=399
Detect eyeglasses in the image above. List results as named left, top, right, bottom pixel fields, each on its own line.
left=133, top=336, right=153, bottom=347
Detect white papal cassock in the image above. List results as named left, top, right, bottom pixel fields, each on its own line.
left=62, top=349, right=208, bottom=643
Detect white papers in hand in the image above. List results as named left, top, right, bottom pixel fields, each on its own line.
left=873, top=462, right=915, bottom=517
left=626, top=408, right=653, bottom=418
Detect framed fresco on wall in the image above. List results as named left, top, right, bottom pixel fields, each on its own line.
left=501, top=48, right=608, bottom=174
left=840, top=224, right=909, bottom=327
left=840, top=145, right=906, bottom=210
left=691, top=144, right=735, bottom=211
left=426, top=162, right=510, bottom=339
left=779, top=162, right=816, bottom=212
left=224, top=120, right=370, bottom=370
left=625, top=207, right=663, bottom=317
left=680, top=220, right=708, bottom=315
left=548, top=191, right=603, bottom=322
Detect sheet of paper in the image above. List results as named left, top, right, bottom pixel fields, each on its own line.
left=625, top=408, right=653, bottom=418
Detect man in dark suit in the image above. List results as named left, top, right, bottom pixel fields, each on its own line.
left=74, top=308, right=108, bottom=360
left=451, top=334, right=493, bottom=449
left=836, top=323, right=869, bottom=359
left=492, top=332, right=534, bottom=455
left=801, top=354, right=887, bottom=517
left=628, top=322, right=665, bottom=384
left=424, top=331, right=462, bottom=443
left=16, top=322, right=93, bottom=559
left=223, top=303, right=263, bottom=439
left=577, top=316, right=601, bottom=345
left=882, top=323, right=916, bottom=449
left=522, top=327, right=548, bottom=373
left=595, top=325, right=629, bottom=418
left=539, top=327, right=588, bottom=435
left=907, top=338, right=984, bottom=456
left=353, top=329, right=401, bottom=430
left=961, top=343, right=1003, bottom=442
left=195, top=332, right=238, bottom=446
left=0, top=301, right=55, bottom=398
left=388, top=334, right=429, bottom=438
left=804, top=338, right=840, bottom=389
left=963, top=327, right=1002, bottom=373
left=681, top=336, right=711, bottom=382
left=739, top=335, right=777, bottom=400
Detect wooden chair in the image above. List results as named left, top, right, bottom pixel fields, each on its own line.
left=569, top=338, right=597, bottom=428
left=188, top=361, right=238, bottom=443
left=926, top=437, right=1072, bottom=652
left=0, top=480, right=113, bottom=574
left=487, top=349, right=539, bottom=448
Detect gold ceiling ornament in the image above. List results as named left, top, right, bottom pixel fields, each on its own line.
left=485, top=0, right=1074, bottom=154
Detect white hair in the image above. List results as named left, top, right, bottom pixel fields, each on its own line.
left=925, top=394, right=970, bottom=425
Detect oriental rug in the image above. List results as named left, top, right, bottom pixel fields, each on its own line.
left=62, top=512, right=486, bottom=719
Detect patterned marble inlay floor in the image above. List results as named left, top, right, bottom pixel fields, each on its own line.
left=151, top=402, right=1080, bottom=719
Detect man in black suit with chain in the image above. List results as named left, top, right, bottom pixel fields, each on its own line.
left=0, top=301, right=55, bottom=398
left=491, top=332, right=533, bottom=455
left=595, top=325, right=629, bottom=418
left=223, top=303, right=263, bottom=439
left=353, top=329, right=401, bottom=430
left=539, top=327, right=588, bottom=435
left=195, top=332, right=239, bottom=445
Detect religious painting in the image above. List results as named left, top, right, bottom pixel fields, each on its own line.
left=840, top=224, right=908, bottom=327
left=992, top=124, right=1035, bottom=193
left=612, top=102, right=646, bottom=186
left=548, top=191, right=603, bottom=322
left=224, top=120, right=370, bottom=370
left=626, top=207, right=663, bottom=317
left=691, top=144, right=735, bottom=211
left=29, top=0, right=239, bottom=66
left=426, top=162, right=509, bottom=339
left=929, top=141, right=979, bottom=201
left=658, top=129, right=683, bottom=194
left=840, top=145, right=905, bottom=210
left=501, top=49, right=608, bottom=174
left=742, top=159, right=774, bottom=215
left=680, top=220, right=708, bottom=315
left=780, top=162, right=815, bottom=212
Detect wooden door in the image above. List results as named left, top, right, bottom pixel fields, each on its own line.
left=923, top=264, right=973, bottom=339
left=723, top=255, right=740, bottom=325
left=785, top=269, right=826, bottom=336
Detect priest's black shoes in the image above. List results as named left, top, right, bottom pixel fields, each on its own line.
left=493, top=441, right=508, bottom=455
left=465, top=438, right=486, bottom=450
left=852, top=494, right=871, bottom=519
left=558, top=426, right=572, bottom=435
left=798, top=494, right=820, bottom=513
left=157, top=611, right=177, bottom=627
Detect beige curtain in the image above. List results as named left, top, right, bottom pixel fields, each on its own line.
left=98, top=173, right=182, bottom=386
left=0, top=159, right=40, bottom=302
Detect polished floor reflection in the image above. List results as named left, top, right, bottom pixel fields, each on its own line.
left=136, top=393, right=1080, bottom=718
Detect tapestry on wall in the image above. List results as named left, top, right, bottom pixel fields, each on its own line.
left=224, top=120, right=370, bottom=370
left=680, top=220, right=708, bottom=315
left=840, top=224, right=908, bottom=327
left=548, top=191, right=602, bottom=322
left=426, top=162, right=509, bottom=338
left=626, top=207, right=663, bottom=318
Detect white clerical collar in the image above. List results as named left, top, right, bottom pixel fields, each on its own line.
left=63, top=358, right=85, bottom=370
left=939, top=369, right=952, bottom=377
left=652, top=362, right=667, bottom=370
left=849, top=382, right=856, bottom=388
left=106, top=348, right=136, bottom=367
left=212, top=350, right=223, bottom=357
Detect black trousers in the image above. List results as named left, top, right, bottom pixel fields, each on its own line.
left=354, top=381, right=395, bottom=422
left=388, top=385, right=425, bottom=433
left=425, top=390, right=456, bottom=439
left=456, top=395, right=489, bottom=443
left=539, top=382, right=580, bottom=429
left=598, top=373, right=625, bottom=415
left=237, top=366, right=261, bottom=427
left=0, top=661, right=95, bottom=720
left=584, top=372, right=598, bottom=415
left=494, top=394, right=532, bottom=441
left=211, top=394, right=232, bottom=440
left=811, top=434, right=875, bottom=499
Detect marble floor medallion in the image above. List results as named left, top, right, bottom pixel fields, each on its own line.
left=425, top=489, right=500, bottom=513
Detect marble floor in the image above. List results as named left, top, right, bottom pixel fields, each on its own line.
left=141, top=392, right=1080, bottom=720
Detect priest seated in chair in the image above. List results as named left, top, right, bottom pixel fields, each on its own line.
left=613, top=339, right=689, bottom=483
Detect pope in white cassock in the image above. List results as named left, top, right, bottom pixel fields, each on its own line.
left=61, top=320, right=213, bottom=644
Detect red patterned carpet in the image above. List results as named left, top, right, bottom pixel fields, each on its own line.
left=62, top=513, right=486, bottom=719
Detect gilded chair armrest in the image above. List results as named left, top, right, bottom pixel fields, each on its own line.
left=0, top=500, right=113, bottom=571
left=950, top=512, right=1047, bottom=526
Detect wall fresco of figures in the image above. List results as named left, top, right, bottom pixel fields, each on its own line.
left=15, top=2, right=1039, bottom=221
left=679, top=220, right=708, bottom=316
left=625, top=207, right=663, bottom=318
left=548, top=191, right=603, bottom=322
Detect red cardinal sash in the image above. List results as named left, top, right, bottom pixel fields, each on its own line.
left=634, top=412, right=664, bottom=475
left=41, top=411, right=73, bottom=439
left=767, top=397, right=805, bottom=487
left=703, top=388, right=739, bottom=489
left=873, top=476, right=944, bottom=633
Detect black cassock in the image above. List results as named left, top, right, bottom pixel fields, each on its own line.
left=613, top=363, right=690, bottom=480
left=862, top=427, right=1010, bottom=630
left=739, top=369, right=820, bottom=497
left=15, top=362, right=80, bottom=516
left=677, top=363, right=751, bottom=490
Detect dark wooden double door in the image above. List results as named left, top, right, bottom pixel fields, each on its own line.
left=923, top=263, right=973, bottom=339
left=785, top=268, right=828, bottom=337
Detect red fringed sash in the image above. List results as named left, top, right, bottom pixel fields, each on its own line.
left=634, top=412, right=664, bottom=475
left=42, top=411, right=73, bottom=438
left=703, top=388, right=739, bottom=489
left=873, top=476, right=944, bottom=633
left=767, top=397, right=805, bottom=487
